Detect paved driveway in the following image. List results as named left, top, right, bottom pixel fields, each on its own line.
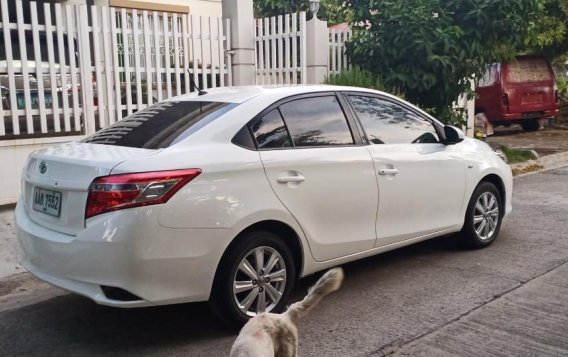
left=0, top=167, right=567, bottom=356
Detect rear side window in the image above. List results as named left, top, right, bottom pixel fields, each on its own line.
left=507, top=59, right=552, bottom=83
left=279, top=96, right=354, bottom=147
left=478, top=64, right=500, bottom=87
left=250, top=109, right=292, bottom=149
left=83, top=101, right=237, bottom=149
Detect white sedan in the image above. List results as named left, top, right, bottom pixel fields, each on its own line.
left=15, top=85, right=512, bottom=325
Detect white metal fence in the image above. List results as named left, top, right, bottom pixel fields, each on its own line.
left=328, top=27, right=351, bottom=76
left=253, top=15, right=351, bottom=85
left=254, top=12, right=307, bottom=85
left=0, top=0, right=232, bottom=142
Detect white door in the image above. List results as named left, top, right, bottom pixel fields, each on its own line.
left=345, top=94, right=467, bottom=246
left=251, top=95, right=378, bottom=262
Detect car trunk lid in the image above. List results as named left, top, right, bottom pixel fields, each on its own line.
left=22, top=142, right=158, bottom=235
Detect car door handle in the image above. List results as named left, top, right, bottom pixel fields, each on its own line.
left=378, top=168, right=399, bottom=175
left=277, top=175, right=306, bottom=183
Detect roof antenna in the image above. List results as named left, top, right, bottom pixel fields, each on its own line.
left=187, top=69, right=207, bottom=96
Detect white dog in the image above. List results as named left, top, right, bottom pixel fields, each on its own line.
left=229, top=267, right=344, bottom=357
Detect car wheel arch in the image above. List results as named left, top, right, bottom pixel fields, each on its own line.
left=213, top=220, right=304, bottom=285
left=477, top=173, right=506, bottom=216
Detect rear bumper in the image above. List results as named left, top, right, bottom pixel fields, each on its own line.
left=498, top=109, right=559, bottom=121
left=15, top=201, right=233, bottom=307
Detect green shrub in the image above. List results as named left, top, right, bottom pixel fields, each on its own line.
left=556, top=77, right=568, bottom=122
left=324, top=67, right=404, bottom=97
left=425, top=106, right=468, bottom=128
left=557, top=78, right=568, bottom=105
left=324, top=67, right=470, bottom=126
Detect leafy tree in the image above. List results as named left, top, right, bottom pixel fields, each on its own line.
left=524, top=0, right=568, bottom=61
left=254, top=0, right=350, bottom=25
left=341, top=0, right=541, bottom=124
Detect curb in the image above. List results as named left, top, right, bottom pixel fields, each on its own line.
left=510, top=151, right=568, bottom=177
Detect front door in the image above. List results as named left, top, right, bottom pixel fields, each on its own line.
left=345, top=94, right=467, bottom=246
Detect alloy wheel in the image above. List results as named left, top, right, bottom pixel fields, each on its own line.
left=473, top=191, right=500, bottom=241
left=232, top=246, right=287, bottom=317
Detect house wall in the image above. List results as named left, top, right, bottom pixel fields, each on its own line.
left=183, top=0, right=221, bottom=16
left=61, top=0, right=222, bottom=16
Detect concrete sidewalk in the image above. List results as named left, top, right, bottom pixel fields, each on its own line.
left=0, top=205, right=22, bottom=278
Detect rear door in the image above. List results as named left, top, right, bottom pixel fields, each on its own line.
left=504, top=58, right=556, bottom=115
left=344, top=93, right=467, bottom=246
left=254, top=94, right=378, bottom=262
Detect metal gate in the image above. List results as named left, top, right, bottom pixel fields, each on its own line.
left=0, top=0, right=232, bottom=142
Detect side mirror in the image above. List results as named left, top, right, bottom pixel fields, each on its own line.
left=443, top=125, right=464, bottom=145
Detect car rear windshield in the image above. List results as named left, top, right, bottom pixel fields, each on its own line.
left=507, top=59, right=552, bottom=83
left=83, top=101, right=238, bottom=149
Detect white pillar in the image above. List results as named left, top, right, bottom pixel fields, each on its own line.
left=466, top=78, right=476, bottom=137
left=222, top=0, right=256, bottom=85
left=305, top=17, right=328, bottom=84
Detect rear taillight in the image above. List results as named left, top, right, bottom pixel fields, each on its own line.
left=501, top=94, right=509, bottom=108
left=85, top=169, right=201, bottom=219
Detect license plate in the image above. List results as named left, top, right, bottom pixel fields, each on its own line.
left=522, top=112, right=544, bottom=119
left=33, top=187, right=62, bottom=217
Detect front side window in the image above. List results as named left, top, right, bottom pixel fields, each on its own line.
left=83, top=101, right=237, bottom=149
left=347, top=95, right=438, bottom=144
left=279, top=96, right=354, bottom=147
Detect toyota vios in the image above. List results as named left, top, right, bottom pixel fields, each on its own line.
left=16, top=86, right=512, bottom=325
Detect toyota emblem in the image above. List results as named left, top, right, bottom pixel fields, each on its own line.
left=39, top=161, right=47, bottom=174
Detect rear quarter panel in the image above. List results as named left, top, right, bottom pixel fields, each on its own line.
left=110, top=143, right=315, bottom=275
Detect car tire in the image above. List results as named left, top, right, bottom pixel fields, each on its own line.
left=459, top=181, right=503, bottom=249
left=209, top=230, right=296, bottom=327
left=520, top=119, right=540, bottom=131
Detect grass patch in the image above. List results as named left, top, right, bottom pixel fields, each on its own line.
left=500, top=145, right=538, bottom=164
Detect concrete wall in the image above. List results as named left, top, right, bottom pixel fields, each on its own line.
left=185, top=0, right=221, bottom=16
